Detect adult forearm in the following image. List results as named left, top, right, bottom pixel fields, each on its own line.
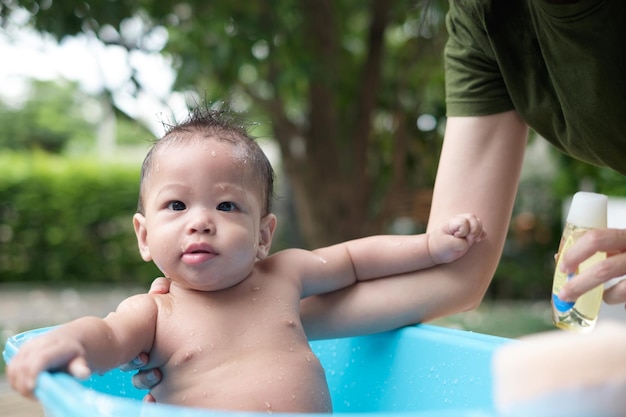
left=424, top=112, right=528, bottom=314
left=301, top=113, right=529, bottom=340
left=299, top=255, right=495, bottom=340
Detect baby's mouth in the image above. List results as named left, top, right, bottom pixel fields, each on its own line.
left=182, top=243, right=217, bottom=264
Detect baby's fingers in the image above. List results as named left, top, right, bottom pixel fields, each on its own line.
left=446, top=214, right=471, bottom=237
left=68, top=357, right=91, bottom=380
left=7, top=359, right=39, bottom=399
left=463, top=215, right=485, bottom=242
left=470, top=218, right=486, bottom=242
left=449, top=214, right=485, bottom=242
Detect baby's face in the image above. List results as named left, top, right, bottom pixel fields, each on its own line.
left=133, top=139, right=269, bottom=291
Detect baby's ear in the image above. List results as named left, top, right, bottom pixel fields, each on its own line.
left=257, top=213, right=277, bottom=259
left=133, top=213, right=152, bottom=262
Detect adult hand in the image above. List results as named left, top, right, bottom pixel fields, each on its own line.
left=121, top=278, right=171, bottom=398
left=145, top=277, right=171, bottom=295
left=558, top=228, right=626, bottom=306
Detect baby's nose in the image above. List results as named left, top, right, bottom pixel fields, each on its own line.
left=189, top=210, right=215, bottom=233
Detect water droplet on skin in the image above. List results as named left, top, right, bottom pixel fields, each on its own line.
left=211, top=150, right=217, bottom=157
left=318, top=256, right=327, bottom=264
left=252, top=286, right=260, bottom=292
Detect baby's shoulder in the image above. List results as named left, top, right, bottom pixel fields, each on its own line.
left=115, top=292, right=160, bottom=315
left=270, top=247, right=311, bottom=259
left=258, top=248, right=315, bottom=271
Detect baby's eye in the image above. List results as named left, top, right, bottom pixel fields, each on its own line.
left=217, top=201, right=237, bottom=212
left=167, top=201, right=186, bottom=211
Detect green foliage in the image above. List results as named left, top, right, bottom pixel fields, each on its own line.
left=432, top=301, right=554, bottom=339
left=0, top=80, right=156, bottom=155
left=1, top=1, right=621, bottom=300
left=1, top=0, right=451, bottom=247
left=115, top=112, right=156, bottom=146
left=553, top=152, right=626, bottom=198
left=0, top=80, right=96, bottom=153
left=0, top=151, right=160, bottom=284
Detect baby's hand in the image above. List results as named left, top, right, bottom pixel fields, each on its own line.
left=7, top=333, right=91, bottom=399
left=429, top=213, right=486, bottom=264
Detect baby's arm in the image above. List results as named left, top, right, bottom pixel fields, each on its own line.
left=340, top=213, right=483, bottom=278
left=7, top=294, right=158, bottom=399
left=298, top=213, right=485, bottom=297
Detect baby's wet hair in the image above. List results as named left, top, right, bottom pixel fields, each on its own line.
left=137, top=107, right=275, bottom=216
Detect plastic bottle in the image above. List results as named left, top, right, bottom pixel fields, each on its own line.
left=552, top=192, right=608, bottom=333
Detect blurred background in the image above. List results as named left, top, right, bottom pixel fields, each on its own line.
left=1, top=0, right=626, bottom=362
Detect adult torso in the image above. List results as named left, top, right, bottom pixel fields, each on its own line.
left=445, top=0, right=626, bottom=174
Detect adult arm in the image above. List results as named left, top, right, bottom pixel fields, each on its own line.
left=300, top=111, right=529, bottom=339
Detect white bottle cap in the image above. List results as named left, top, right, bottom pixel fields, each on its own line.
left=566, top=192, right=608, bottom=229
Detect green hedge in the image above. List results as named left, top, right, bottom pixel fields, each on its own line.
left=0, top=152, right=160, bottom=285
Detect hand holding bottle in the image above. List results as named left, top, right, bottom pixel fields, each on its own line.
left=552, top=192, right=607, bottom=332
left=558, top=228, right=626, bottom=306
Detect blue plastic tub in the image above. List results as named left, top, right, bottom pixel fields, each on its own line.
left=3, top=324, right=511, bottom=417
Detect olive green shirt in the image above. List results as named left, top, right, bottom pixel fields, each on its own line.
left=445, top=0, right=626, bottom=174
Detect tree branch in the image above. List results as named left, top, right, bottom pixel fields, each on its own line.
left=353, top=0, right=391, bottom=179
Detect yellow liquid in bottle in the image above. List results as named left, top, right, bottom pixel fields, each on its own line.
left=552, top=223, right=605, bottom=333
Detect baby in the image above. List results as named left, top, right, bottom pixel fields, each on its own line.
left=8, top=108, right=485, bottom=413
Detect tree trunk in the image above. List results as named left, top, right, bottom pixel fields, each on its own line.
left=270, top=0, right=392, bottom=248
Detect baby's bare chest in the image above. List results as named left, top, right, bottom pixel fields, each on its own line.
left=146, top=281, right=326, bottom=409
left=151, top=279, right=309, bottom=375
